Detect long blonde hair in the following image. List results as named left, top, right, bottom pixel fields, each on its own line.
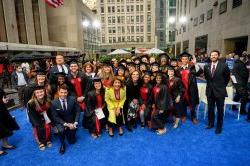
left=28, top=89, right=51, bottom=109
left=97, top=66, right=114, bottom=80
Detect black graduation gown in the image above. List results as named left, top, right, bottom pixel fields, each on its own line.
left=84, top=90, right=106, bottom=134
left=139, top=83, right=153, bottom=121
left=0, top=88, right=20, bottom=139
left=27, top=102, right=52, bottom=144
left=151, top=84, right=172, bottom=129
left=167, top=77, right=185, bottom=117
left=176, top=65, right=203, bottom=107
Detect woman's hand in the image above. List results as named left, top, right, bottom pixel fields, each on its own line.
left=159, top=110, right=164, bottom=114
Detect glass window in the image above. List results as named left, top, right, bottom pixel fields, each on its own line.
left=219, top=1, right=227, bottom=14
left=207, top=9, right=213, bottom=20
left=199, top=14, right=204, bottom=24
left=232, top=0, right=242, bottom=8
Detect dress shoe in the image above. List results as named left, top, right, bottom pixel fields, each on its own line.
left=192, top=118, right=198, bottom=125
left=0, top=151, right=7, bottom=156
left=215, top=128, right=222, bottom=134
left=205, top=124, right=214, bottom=129
left=2, top=145, right=16, bottom=150
left=59, top=144, right=65, bottom=154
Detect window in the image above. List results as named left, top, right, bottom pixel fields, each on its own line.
left=127, top=36, right=130, bottom=42
left=102, top=37, right=105, bottom=43
left=109, top=37, right=112, bottom=43
left=140, top=5, right=143, bottom=11
left=117, top=16, right=120, bottom=23
left=140, top=26, right=143, bottom=32
left=147, top=36, right=151, bottom=42
left=127, top=5, right=130, bottom=12
left=136, top=16, right=139, bottom=23
left=207, top=9, right=213, bottom=20
left=112, top=6, right=115, bottom=12
left=140, top=36, right=143, bottom=42
left=131, top=5, right=134, bottom=12
left=121, top=6, right=124, bottom=12
left=112, top=27, right=116, bottom=33
left=108, top=7, right=111, bottom=13
left=136, top=5, right=139, bottom=11
left=219, top=1, right=227, bottom=14
left=126, top=16, right=130, bottom=23
left=127, top=26, right=130, bottom=33
left=113, top=37, right=116, bottom=43
left=195, top=0, right=198, bottom=7
left=108, top=27, right=112, bottom=33
left=117, top=6, right=120, bottom=12
left=101, top=7, right=104, bottom=13
left=147, top=4, right=151, bottom=11
left=136, top=36, right=140, bottom=42
left=112, top=16, right=115, bottom=23
left=232, top=0, right=242, bottom=8
left=193, top=17, right=198, bottom=27
left=199, top=14, right=204, bottom=24
left=118, top=37, right=121, bottom=42
left=131, top=26, right=134, bottom=33
left=131, top=36, right=134, bottom=42
left=136, top=26, right=140, bottom=32
left=108, top=17, right=111, bottom=23
left=131, top=16, right=134, bottom=23
left=140, top=15, right=143, bottom=22
left=101, top=17, right=105, bottom=23
left=32, top=0, right=42, bottom=44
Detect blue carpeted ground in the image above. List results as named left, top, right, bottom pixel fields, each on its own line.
left=1, top=104, right=250, bottom=166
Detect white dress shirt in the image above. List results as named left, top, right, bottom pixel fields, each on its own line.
left=59, top=98, right=67, bottom=110
left=211, top=61, right=219, bottom=73
left=57, top=64, right=69, bottom=74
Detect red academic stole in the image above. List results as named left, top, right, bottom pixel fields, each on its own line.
left=139, top=86, right=148, bottom=113
left=180, top=69, right=190, bottom=102
left=95, top=94, right=103, bottom=135
left=70, top=77, right=86, bottom=111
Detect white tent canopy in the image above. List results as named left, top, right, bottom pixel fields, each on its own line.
left=135, top=48, right=142, bottom=54
left=143, top=48, right=165, bottom=55
left=108, top=49, right=130, bottom=55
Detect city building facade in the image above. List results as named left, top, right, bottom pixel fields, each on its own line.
left=175, top=0, right=250, bottom=56
left=97, top=0, right=156, bottom=52
left=0, top=0, right=100, bottom=59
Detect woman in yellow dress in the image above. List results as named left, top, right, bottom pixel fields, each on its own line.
left=105, top=77, right=126, bottom=137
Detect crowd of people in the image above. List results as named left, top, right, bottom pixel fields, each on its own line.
left=1, top=50, right=250, bottom=156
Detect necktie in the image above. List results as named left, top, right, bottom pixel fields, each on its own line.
left=62, top=99, right=67, bottom=111
left=61, top=65, right=65, bottom=73
left=211, top=64, right=216, bottom=77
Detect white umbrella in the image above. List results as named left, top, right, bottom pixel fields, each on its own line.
left=135, top=48, right=142, bottom=54
left=143, top=48, right=165, bottom=55
left=108, top=49, right=130, bottom=55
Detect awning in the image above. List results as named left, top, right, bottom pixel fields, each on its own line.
left=0, top=42, right=81, bottom=52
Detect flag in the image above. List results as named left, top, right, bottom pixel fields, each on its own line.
left=44, top=0, right=63, bottom=8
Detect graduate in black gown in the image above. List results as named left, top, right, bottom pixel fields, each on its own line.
left=84, top=77, right=107, bottom=138
left=0, top=88, right=19, bottom=156
left=27, top=86, right=52, bottom=150
left=125, top=70, right=142, bottom=131
left=151, top=72, right=172, bottom=135
left=139, top=71, right=153, bottom=128
left=24, top=70, right=50, bottom=105
left=167, top=67, right=185, bottom=129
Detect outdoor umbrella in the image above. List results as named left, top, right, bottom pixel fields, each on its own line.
left=143, top=48, right=165, bottom=55
left=108, top=49, right=130, bottom=55
left=10, top=52, right=35, bottom=62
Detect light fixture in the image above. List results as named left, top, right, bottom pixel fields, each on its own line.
left=82, top=19, right=90, bottom=27
left=179, top=16, right=187, bottom=24
left=93, top=20, right=101, bottom=28
left=168, top=16, right=176, bottom=24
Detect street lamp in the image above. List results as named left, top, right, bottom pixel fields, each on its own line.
left=82, top=20, right=90, bottom=27
left=179, top=16, right=187, bottom=24
left=168, top=16, right=176, bottom=24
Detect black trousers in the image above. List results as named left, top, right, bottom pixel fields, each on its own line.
left=182, top=98, right=196, bottom=119
left=57, top=126, right=77, bottom=145
left=233, top=86, right=248, bottom=113
left=207, top=92, right=225, bottom=129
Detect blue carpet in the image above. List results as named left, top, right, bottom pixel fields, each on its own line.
left=1, top=105, right=250, bottom=166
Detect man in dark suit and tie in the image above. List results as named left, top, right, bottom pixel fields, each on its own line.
left=49, top=54, right=69, bottom=84
left=50, top=84, right=81, bottom=154
left=204, top=50, right=230, bottom=134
